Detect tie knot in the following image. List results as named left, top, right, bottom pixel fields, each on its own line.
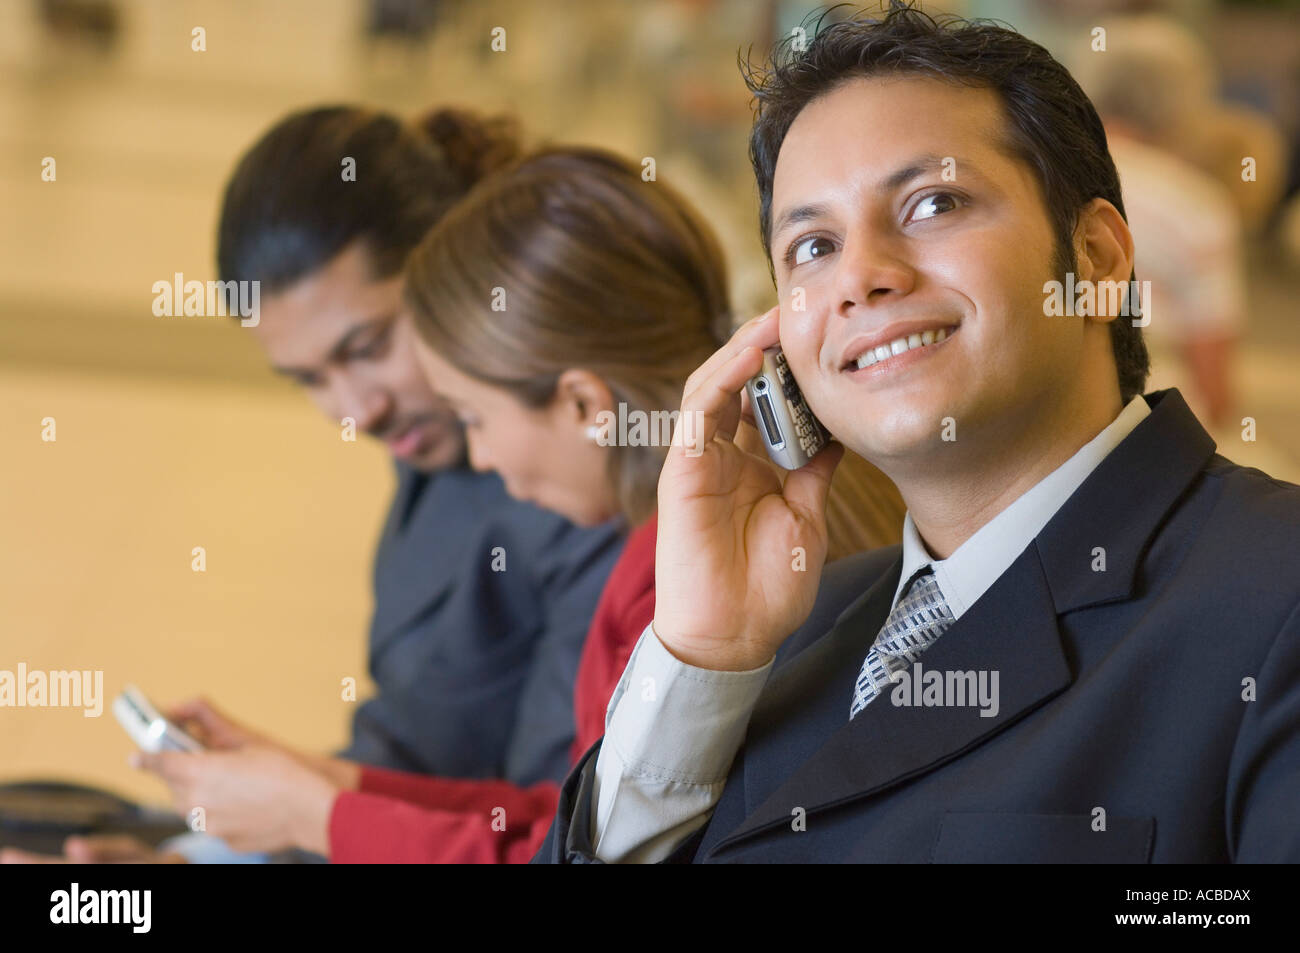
left=875, top=568, right=954, bottom=658
left=850, top=566, right=956, bottom=720
left=901, top=566, right=937, bottom=600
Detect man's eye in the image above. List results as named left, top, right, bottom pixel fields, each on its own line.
left=349, top=327, right=392, bottom=360
left=908, top=192, right=961, bottom=223
left=789, top=235, right=836, bottom=267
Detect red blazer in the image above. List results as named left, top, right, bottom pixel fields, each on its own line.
left=328, top=515, right=657, bottom=863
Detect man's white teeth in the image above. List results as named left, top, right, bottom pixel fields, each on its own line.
left=855, top=326, right=952, bottom=369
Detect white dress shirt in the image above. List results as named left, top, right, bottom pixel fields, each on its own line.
left=590, top=394, right=1152, bottom=863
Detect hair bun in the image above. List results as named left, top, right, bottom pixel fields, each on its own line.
left=416, top=108, right=521, bottom=188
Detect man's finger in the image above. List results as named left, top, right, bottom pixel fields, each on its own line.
left=64, top=834, right=157, bottom=863
left=163, top=699, right=202, bottom=722
left=132, top=749, right=194, bottom=783
left=683, top=306, right=779, bottom=397
left=677, top=345, right=765, bottom=453
left=164, top=696, right=216, bottom=726
left=782, top=440, right=845, bottom=526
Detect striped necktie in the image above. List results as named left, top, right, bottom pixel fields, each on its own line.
left=849, top=567, right=955, bottom=720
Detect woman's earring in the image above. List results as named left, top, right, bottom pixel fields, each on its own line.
left=585, top=425, right=601, bottom=441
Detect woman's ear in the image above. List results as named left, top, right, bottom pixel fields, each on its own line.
left=554, top=369, right=615, bottom=426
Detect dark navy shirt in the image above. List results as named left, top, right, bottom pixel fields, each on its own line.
left=339, top=461, right=624, bottom=786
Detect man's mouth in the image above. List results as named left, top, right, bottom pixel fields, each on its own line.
left=841, top=323, right=960, bottom=372
left=385, top=421, right=430, bottom=458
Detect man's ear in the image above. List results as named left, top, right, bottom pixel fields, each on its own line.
left=1073, top=198, right=1135, bottom=320
left=554, top=369, right=615, bottom=426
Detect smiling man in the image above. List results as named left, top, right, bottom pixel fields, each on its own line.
left=536, top=6, right=1300, bottom=863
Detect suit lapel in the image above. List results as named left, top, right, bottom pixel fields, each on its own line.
left=716, top=388, right=1216, bottom=852
left=740, top=554, right=901, bottom=816
left=726, top=541, right=1070, bottom=845
left=1035, top=388, right=1217, bottom=613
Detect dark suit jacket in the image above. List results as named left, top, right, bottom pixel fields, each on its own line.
left=537, top=388, right=1300, bottom=862
left=339, top=462, right=623, bottom=786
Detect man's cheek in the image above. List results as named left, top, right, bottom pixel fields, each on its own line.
left=777, top=304, right=827, bottom=377
left=809, top=387, right=840, bottom=443
left=778, top=290, right=824, bottom=333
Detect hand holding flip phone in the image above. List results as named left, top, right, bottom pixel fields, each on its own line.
left=745, top=347, right=831, bottom=470
left=112, top=685, right=204, bottom=754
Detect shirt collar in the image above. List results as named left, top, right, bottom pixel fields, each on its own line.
left=892, top=394, right=1152, bottom=618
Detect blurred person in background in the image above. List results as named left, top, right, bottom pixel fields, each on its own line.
left=29, top=145, right=905, bottom=863
left=1070, top=12, right=1290, bottom=430
left=1, top=105, right=624, bottom=865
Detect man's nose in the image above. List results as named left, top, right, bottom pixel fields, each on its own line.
left=833, top=225, right=916, bottom=315
left=330, top=375, right=389, bottom=434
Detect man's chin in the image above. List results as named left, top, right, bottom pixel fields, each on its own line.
left=828, top=412, right=952, bottom=469
left=404, top=437, right=467, bottom=473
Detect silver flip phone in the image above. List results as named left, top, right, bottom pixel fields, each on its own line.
left=745, top=347, right=830, bottom=470
left=112, top=685, right=203, bottom=754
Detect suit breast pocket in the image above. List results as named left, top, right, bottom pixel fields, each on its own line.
left=931, top=812, right=1154, bottom=863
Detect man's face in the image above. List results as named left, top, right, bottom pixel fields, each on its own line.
left=252, top=241, right=465, bottom=472
left=770, top=75, right=1087, bottom=474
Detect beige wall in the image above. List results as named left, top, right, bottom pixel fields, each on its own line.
left=1, top=364, right=388, bottom=803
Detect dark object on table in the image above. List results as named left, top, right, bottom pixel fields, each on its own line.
left=0, top=780, right=186, bottom=856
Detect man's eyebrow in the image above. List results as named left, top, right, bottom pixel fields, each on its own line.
left=328, top=313, right=395, bottom=358
left=771, top=202, right=833, bottom=242
left=771, top=154, right=993, bottom=241
left=270, top=312, right=395, bottom=379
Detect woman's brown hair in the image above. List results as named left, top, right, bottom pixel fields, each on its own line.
left=405, top=147, right=731, bottom=526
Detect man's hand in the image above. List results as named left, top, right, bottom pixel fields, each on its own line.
left=164, top=696, right=360, bottom=790
left=133, top=746, right=337, bottom=856
left=0, top=835, right=186, bottom=864
left=164, top=697, right=270, bottom=751
left=654, top=307, right=844, bottom=671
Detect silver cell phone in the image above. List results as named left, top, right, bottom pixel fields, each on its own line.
left=112, top=685, right=203, bottom=754
left=745, top=347, right=830, bottom=470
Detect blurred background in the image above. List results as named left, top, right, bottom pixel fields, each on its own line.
left=2, top=0, right=1298, bottom=804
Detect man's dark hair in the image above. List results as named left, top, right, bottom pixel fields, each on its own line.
left=216, top=106, right=519, bottom=293
left=743, top=2, right=1150, bottom=402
